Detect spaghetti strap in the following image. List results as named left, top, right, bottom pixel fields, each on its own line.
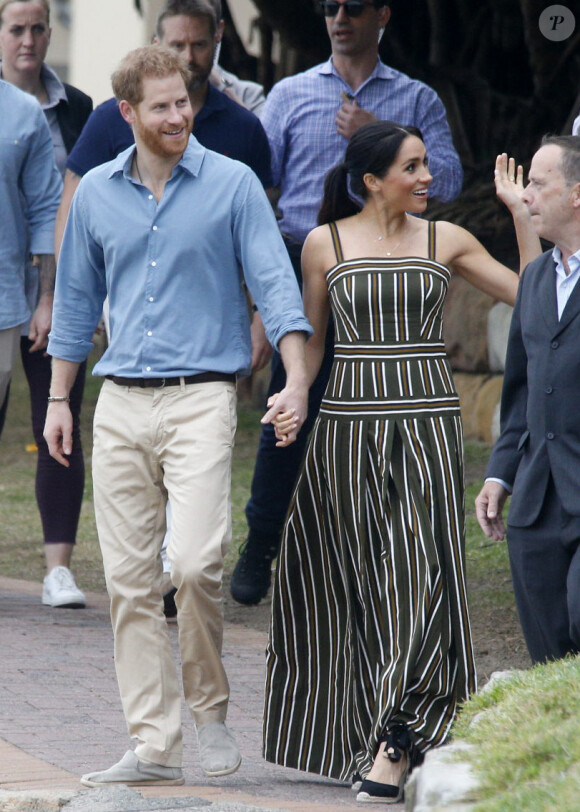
left=427, top=220, right=437, bottom=261
left=328, top=222, right=344, bottom=264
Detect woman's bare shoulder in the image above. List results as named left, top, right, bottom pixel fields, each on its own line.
left=432, top=219, right=480, bottom=262
left=304, top=223, right=334, bottom=250
left=433, top=219, right=475, bottom=244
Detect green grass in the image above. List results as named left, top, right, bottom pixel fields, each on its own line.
left=453, top=657, right=580, bottom=812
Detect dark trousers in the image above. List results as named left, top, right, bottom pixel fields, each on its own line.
left=17, top=338, right=86, bottom=544
left=508, top=475, right=580, bottom=664
left=244, top=237, right=334, bottom=540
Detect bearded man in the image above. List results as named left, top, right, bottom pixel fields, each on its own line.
left=44, top=45, right=311, bottom=788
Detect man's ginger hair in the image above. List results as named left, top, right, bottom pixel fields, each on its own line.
left=111, top=45, right=191, bottom=107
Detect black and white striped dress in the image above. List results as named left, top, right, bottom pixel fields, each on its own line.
left=263, top=221, right=476, bottom=781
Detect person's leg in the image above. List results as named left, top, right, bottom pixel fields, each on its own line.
left=20, top=339, right=87, bottom=605
left=0, top=384, right=9, bottom=436
left=561, top=512, right=580, bottom=652
left=507, top=479, right=576, bottom=664
left=566, top=542, right=580, bottom=651
left=92, top=381, right=183, bottom=768
left=0, top=325, right=21, bottom=439
left=231, top=239, right=334, bottom=604
left=161, top=380, right=241, bottom=776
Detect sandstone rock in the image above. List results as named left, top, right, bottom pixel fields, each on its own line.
left=444, top=277, right=494, bottom=373
left=453, top=373, right=503, bottom=443
left=487, top=303, right=513, bottom=373
left=405, top=742, right=479, bottom=811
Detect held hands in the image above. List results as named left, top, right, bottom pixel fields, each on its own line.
left=336, top=95, right=377, bottom=139
left=474, top=480, right=509, bottom=541
left=494, top=153, right=526, bottom=215
left=261, top=390, right=306, bottom=447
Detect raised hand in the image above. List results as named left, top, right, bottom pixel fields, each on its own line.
left=494, top=153, right=525, bottom=214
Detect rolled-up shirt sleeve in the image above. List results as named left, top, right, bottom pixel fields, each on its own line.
left=48, top=180, right=107, bottom=362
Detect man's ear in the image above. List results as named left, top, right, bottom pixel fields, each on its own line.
left=571, top=182, right=580, bottom=210
left=119, top=100, right=136, bottom=125
left=379, top=4, right=391, bottom=28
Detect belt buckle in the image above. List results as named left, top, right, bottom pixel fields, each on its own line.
left=159, top=378, right=166, bottom=388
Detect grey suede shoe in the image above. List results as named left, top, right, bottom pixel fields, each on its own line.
left=196, top=721, right=242, bottom=777
left=80, top=750, right=184, bottom=787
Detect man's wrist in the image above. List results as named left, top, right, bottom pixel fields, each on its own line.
left=485, top=476, right=512, bottom=494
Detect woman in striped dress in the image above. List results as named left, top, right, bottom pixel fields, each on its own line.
left=263, top=121, right=539, bottom=803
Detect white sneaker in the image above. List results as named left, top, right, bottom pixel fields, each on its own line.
left=42, top=566, right=86, bottom=608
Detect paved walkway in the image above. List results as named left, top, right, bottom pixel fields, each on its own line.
left=0, top=577, right=404, bottom=811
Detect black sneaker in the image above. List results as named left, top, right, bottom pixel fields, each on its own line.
left=230, top=536, right=278, bottom=605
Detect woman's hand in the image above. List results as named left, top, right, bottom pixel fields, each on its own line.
left=494, top=153, right=526, bottom=214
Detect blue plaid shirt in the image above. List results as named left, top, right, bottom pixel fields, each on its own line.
left=262, top=58, right=463, bottom=243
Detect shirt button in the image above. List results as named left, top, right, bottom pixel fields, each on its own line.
left=551, top=340, right=559, bottom=349
left=146, top=366, right=151, bottom=372
left=547, top=432, right=555, bottom=440
left=545, top=386, right=553, bottom=394
left=152, top=225, right=158, bottom=231
left=151, top=261, right=157, bottom=267
left=149, top=297, right=154, bottom=302
left=148, top=194, right=153, bottom=200
left=147, top=331, right=152, bottom=336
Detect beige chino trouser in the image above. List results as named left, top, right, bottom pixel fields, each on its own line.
left=92, top=378, right=237, bottom=768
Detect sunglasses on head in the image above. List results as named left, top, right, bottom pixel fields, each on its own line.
left=319, top=1, right=379, bottom=18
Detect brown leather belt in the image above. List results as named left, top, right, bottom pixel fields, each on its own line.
left=106, top=372, right=236, bottom=388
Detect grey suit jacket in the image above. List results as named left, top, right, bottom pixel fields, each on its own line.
left=486, top=249, right=580, bottom=526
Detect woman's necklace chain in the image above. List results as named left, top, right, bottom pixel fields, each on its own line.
left=376, top=235, right=403, bottom=256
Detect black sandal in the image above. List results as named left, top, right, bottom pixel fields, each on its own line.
left=356, top=724, right=410, bottom=804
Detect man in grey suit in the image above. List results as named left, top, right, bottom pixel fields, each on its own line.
left=476, top=135, right=580, bottom=664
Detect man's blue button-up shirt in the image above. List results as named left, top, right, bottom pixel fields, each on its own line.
left=48, top=138, right=311, bottom=378
left=0, top=80, right=61, bottom=330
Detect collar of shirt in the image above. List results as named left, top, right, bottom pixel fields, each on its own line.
left=552, top=245, right=580, bottom=319
left=318, top=56, right=392, bottom=93
left=39, top=63, right=67, bottom=109
left=107, top=135, right=206, bottom=182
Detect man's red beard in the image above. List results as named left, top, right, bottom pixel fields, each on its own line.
left=134, top=112, right=192, bottom=158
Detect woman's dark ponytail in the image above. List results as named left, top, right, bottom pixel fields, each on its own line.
left=317, top=162, right=360, bottom=225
